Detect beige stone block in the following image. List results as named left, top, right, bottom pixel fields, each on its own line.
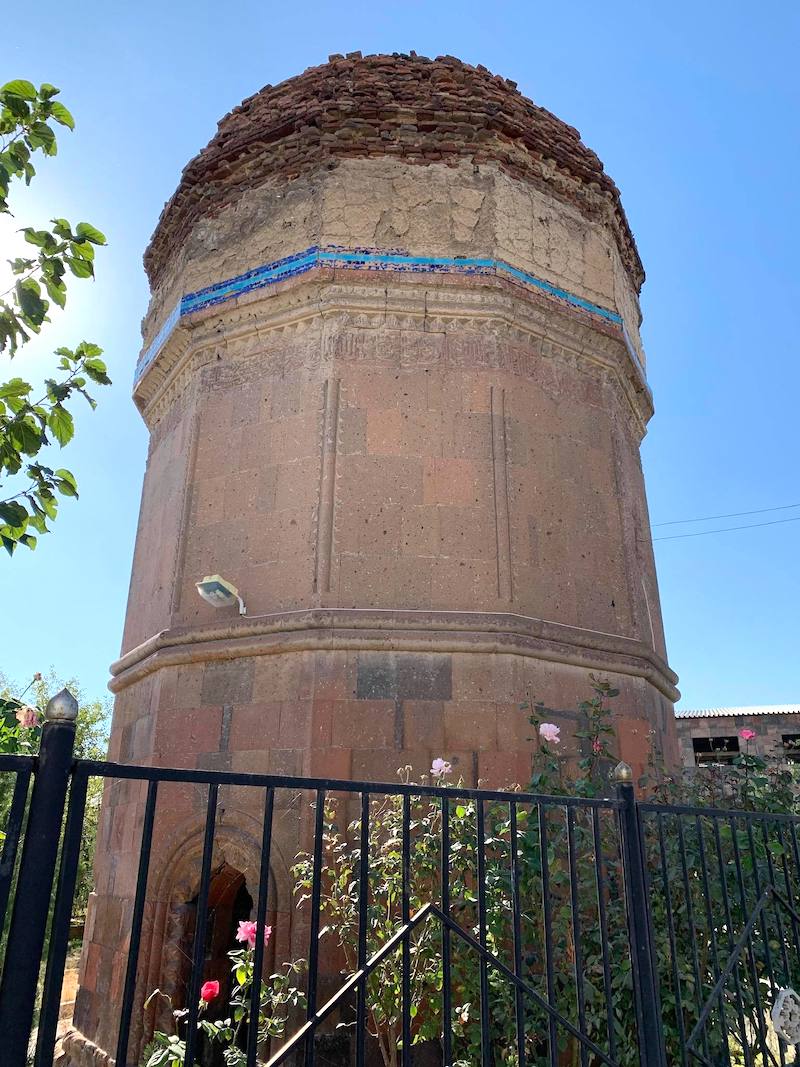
left=253, top=654, right=315, bottom=702
left=400, top=505, right=441, bottom=557
left=228, top=703, right=282, bottom=750
left=269, top=413, right=319, bottom=464
left=338, top=455, right=424, bottom=508
left=337, top=553, right=433, bottom=608
left=336, top=501, right=403, bottom=555
left=331, top=700, right=396, bottom=748
left=338, top=405, right=367, bottom=455
left=402, top=701, right=445, bottom=750
left=430, top=557, right=497, bottom=610
left=366, top=408, right=404, bottom=455
left=274, top=458, right=321, bottom=510
left=444, top=412, right=491, bottom=460
left=444, top=701, right=498, bottom=750
left=437, top=507, right=496, bottom=560
left=423, top=457, right=488, bottom=507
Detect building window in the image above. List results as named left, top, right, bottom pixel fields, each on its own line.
left=692, top=736, right=740, bottom=766
left=782, top=735, right=800, bottom=763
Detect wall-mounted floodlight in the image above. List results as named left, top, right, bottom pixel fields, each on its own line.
left=195, top=574, right=246, bottom=615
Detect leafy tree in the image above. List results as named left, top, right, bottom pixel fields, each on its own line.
left=0, top=78, right=110, bottom=556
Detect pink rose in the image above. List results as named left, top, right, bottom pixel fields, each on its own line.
left=15, top=706, right=39, bottom=730
left=539, top=723, right=561, bottom=744
left=592, top=738, right=603, bottom=755
left=739, top=728, right=756, bottom=742
left=200, top=980, right=219, bottom=1002
left=236, top=920, right=272, bottom=949
left=431, top=758, right=453, bottom=779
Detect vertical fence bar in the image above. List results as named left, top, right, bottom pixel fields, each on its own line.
left=613, top=764, right=665, bottom=1067
left=761, top=820, right=791, bottom=980
left=401, top=793, right=411, bottom=1067
left=694, top=815, right=732, bottom=1066
left=246, top=786, right=274, bottom=1067
left=509, top=802, right=527, bottom=1067
left=777, top=823, right=800, bottom=962
left=710, top=817, right=753, bottom=1067
left=675, top=814, right=710, bottom=1065
left=115, top=779, right=159, bottom=1067
left=0, top=690, right=78, bottom=1067
left=356, top=792, right=369, bottom=1067
left=654, top=813, right=688, bottom=1067
left=745, top=820, right=786, bottom=1067
left=567, top=807, right=588, bottom=1067
left=728, top=815, right=772, bottom=1067
left=305, top=789, right=326, bottom=1067
left=34, top=765, right=89, bottom=1067
left=592, top=807, right=618, bottom=1065
left=441, top=796, right=453, bottom=1067
left=183, top=783, right=219, bottom=1067
left=538, top=803, right=558, bottom=1067
left=0, top=765, right=31, bottom=939
left=476, top=799, right=491, bottom=1067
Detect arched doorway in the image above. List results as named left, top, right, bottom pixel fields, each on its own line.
left=178, top=863, right=254, bottom=1067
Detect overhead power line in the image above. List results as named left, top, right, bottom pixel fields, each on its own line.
left=652, top=502, right=800, bottom=528
left=652, top=515, right=800, bottom=542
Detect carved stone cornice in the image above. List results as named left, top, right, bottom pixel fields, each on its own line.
left=135, top=268, right=653, bottom=437
left=110, top=607, right=680, bottom=702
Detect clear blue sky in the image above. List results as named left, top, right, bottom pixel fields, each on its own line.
left=2, top=1, right=798, bottom=710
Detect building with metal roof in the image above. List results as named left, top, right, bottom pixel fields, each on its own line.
left=675, top=704, right=800, bottom=766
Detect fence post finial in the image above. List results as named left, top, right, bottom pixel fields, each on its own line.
left=44, top=687, right=79, bottom=722
left=611, top=759, right=633, bottom=784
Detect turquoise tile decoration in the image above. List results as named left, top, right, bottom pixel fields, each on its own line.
left=135, top=246, right=643, bottom=385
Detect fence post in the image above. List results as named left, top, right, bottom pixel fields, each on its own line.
left=613, top=760, right=665, bottom=1067
left=0, top=688, right=78, bottom=1065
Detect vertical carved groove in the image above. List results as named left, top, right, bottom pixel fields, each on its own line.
left=314, top=377, right=340, bottom=594
left=490, top=385, right=513, bottom=601
left=170, top=385, right=201, bottom=618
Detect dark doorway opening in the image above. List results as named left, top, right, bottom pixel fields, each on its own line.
left=180, top=864, right=254, bottom=1067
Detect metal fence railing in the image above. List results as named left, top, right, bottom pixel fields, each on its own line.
left=2, top=697, right=799, bottom=1067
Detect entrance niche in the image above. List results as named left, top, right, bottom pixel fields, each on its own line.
left=178, top=863, right=254, bottom=1067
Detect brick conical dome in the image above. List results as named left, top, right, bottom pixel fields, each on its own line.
left=144, top=51, right=643, bottom=291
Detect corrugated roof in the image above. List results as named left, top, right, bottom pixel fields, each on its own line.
left=675, top=705, right=800, bottom=720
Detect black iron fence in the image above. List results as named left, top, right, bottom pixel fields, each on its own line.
left=1, top=704, right=799, bottom=1067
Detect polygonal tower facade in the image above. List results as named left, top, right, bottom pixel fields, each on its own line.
left=66, top=53, right=679, bottom=1066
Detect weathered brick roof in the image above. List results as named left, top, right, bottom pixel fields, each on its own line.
left=144, top=52, right=644, bottom=292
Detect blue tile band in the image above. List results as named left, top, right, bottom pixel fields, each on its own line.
left=135, top=246, right=636, bottom=385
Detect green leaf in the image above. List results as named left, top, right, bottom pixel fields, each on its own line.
left=55, top=468, right=78, bottom=495
left=71, top=240, right=95, bottom=261
left=44, top=278, right=66, bottom=308
left=22, top=227, right=54, bottom=248
left=27, top=121, right=57, bottom=154
left=47, top=405, right=74, bottom=446
left=39, top=83, right=60, bottom=99
left=0, top=378, right=32, bottom=399
left=1, top=80, right=37, bottom=101
left=51, top=218, right=74, bottom=240
left=77, top=342, right=102, bottom=358
left=48, top=101, right=75, bottom=130
left=83, top=357, right=111, bottom=385
left=66, top=255, right=93, bottom=278
left=75, top=222, right=107, bottom=245
left=15, top=279, right=47, bottom=324
left=0, top=501, right=27, bottom=527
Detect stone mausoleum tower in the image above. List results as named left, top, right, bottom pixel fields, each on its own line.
left=66, top=53, right=679, bottom=1065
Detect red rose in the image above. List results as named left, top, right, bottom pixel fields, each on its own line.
left=200, top=980, right=219, bottom=1003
